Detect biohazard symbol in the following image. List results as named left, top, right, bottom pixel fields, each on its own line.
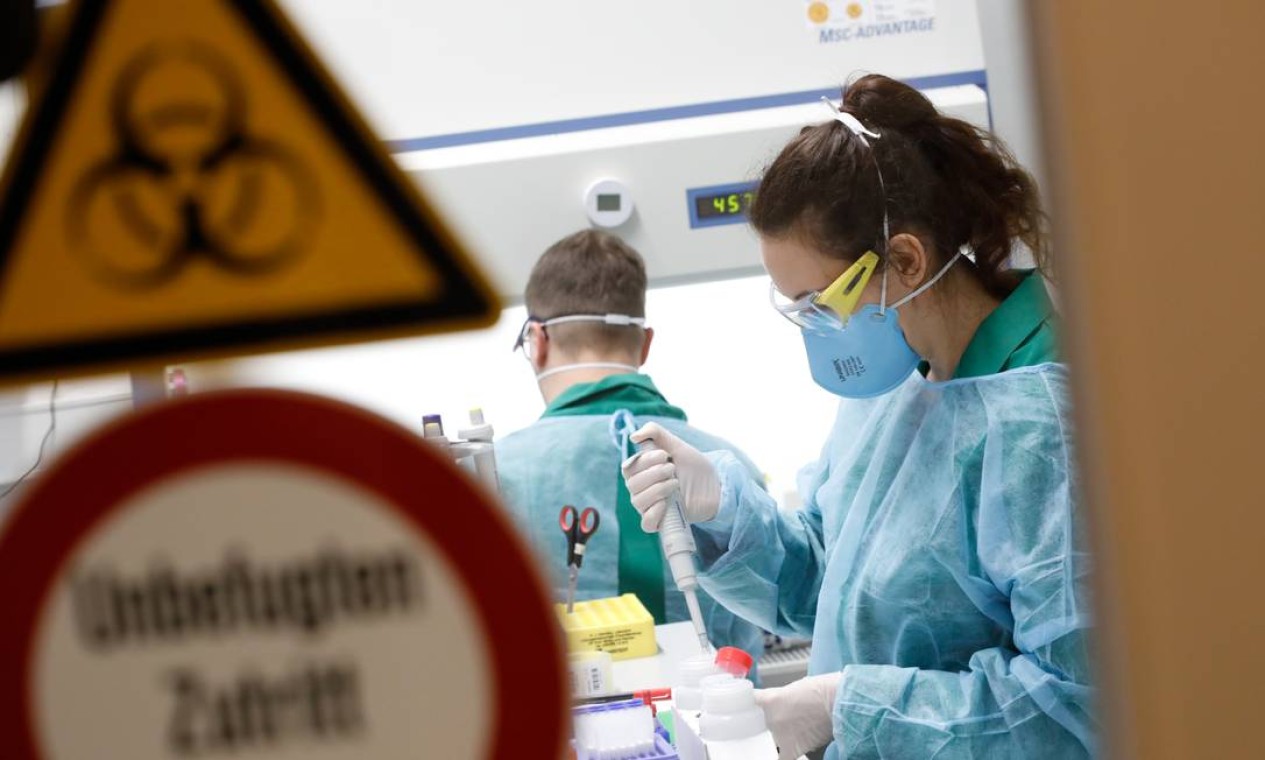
left=69, top=42, right=319, bottom=291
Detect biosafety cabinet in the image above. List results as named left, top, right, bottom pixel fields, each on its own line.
left=282, top=0, right=992, bottom=300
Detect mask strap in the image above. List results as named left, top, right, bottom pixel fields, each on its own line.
left=541, top=314, right=646, bottom=328
left=822, top=97, right=892, bottom=311
left=535, top=362, right=639, bottom=382
left=517, top=313, right=646, bottom=352
left=889, top=249, right=965, bottom=310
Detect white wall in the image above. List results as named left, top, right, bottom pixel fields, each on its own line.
left=0, top=376, right=134, bottom=520
left=976, top=0, right=1046, bottom=268
left=977, top=0, right=1045, bottom=188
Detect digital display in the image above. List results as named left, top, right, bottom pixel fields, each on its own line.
left=695, top=189, right=755, bottom=220
left=686, top=182, right=759, bottom=229
left=596, top=193, right=622, bottom=212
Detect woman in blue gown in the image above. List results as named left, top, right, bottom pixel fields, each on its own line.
left=623, top=75, right=1094, bottom=759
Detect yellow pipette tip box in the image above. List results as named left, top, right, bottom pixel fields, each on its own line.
left=555, top=593, right=657, bottom=661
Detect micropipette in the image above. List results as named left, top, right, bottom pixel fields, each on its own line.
left=611, top=410, right=713, bottom=654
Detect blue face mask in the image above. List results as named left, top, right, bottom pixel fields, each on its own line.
left=802, top=252, right=961, bottom=399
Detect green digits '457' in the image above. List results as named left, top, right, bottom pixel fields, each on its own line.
left=710, top=191, right=755, bottom=215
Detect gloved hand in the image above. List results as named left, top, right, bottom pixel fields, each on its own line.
left=620, top=422, right=721, bottom=531
left=753, top=672, right=842, bottom=760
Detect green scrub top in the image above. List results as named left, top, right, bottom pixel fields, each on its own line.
left=542, top=373, right=687, bottom=421
left=953, top=269, right=1061, bottom=378
left=541, top=373, right=684, bottom=622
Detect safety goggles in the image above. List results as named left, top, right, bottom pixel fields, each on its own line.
left=512, top=313, right=647, bottom=351
left=769, top=251, right=879, bottom=331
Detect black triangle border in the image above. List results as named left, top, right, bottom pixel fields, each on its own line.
left=0, top=0, right=497, bottom=379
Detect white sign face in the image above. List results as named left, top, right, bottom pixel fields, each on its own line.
left=34, top=464, right=493, bottom=759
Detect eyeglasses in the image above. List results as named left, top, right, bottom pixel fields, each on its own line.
left=513, top=317, right=536, bottom=352
left=769, top=251, right=879, bottom=331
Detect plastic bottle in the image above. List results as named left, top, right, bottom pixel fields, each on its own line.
left=714, top=646, right=754, bottom=679
left=674, top=654, right=723, bottom=711
left=569, top=650, right=613, bottom=698
left=699, top=678, right=768, bottom=742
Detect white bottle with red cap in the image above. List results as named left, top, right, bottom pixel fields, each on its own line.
left=674, top=647, right=777, bottom=760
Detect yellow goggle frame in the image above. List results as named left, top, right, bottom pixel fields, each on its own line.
left=771, top=251, right=879, bottom=331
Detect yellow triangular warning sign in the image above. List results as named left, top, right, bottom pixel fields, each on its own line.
left=0, top=0, right=498, bottom=383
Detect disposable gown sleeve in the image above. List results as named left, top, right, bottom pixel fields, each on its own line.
left=831, top=421, right=1096, bottom=758
left=689, top=450, right=828, bottom=639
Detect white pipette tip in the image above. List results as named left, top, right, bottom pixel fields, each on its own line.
left=684, top=588, right=712, bottom=653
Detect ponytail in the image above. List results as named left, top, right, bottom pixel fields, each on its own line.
left=750, top=74, right=1049, bottom=297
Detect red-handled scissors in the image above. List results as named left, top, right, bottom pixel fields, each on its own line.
left=559, top=505, right=600, bottom=612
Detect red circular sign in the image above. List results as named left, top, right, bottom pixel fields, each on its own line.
left=0, top=389, right=567, bottom=759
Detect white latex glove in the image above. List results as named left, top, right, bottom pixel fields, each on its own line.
left=620, top=422, right=721, bottom=532
left=753, top=672, right=842, bottom=760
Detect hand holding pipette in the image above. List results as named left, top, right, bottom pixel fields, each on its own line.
left=612, top=410, right=714, bottom=653
left=620, top=422, right=722, bottom=530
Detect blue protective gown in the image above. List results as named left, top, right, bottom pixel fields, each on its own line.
left=496, top=374, right=767, bottom=666
left=693, top=274, right=1094, bottom=758
left=696, top=366, right=1093, bottom=757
